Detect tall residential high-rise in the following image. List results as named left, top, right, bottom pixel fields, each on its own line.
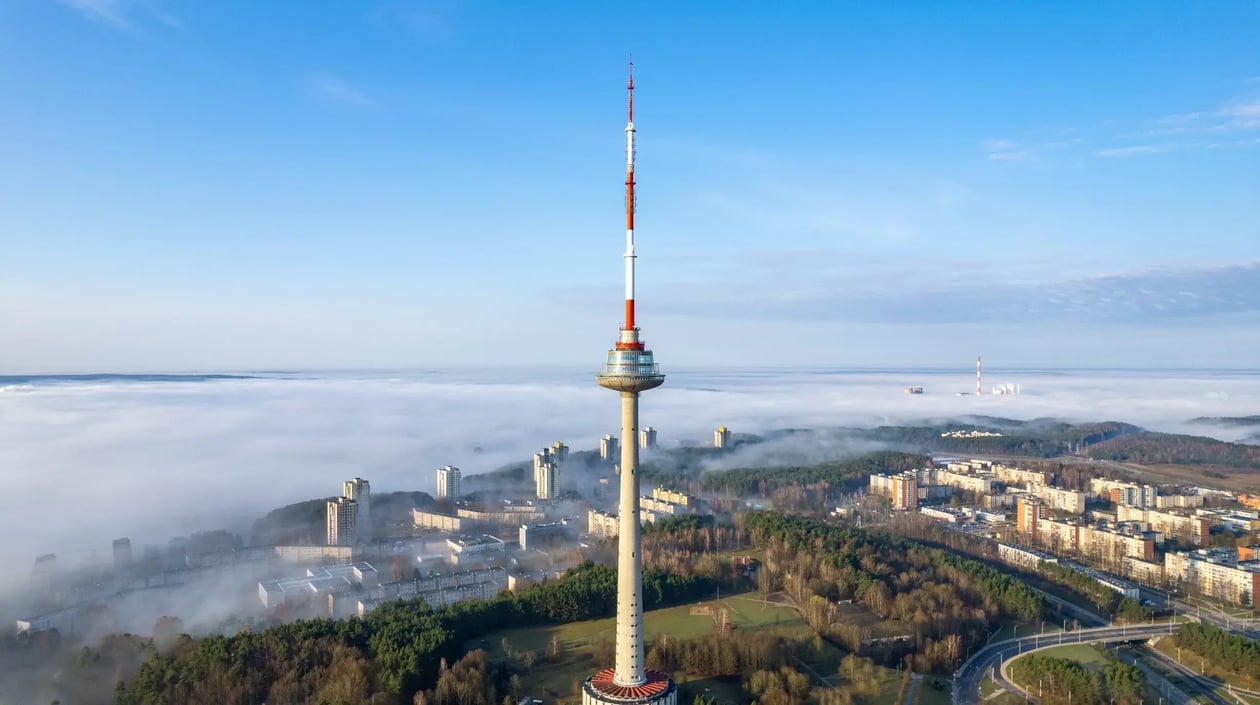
left=639, top=426, right=657, bottom=449
left=714, top=426, right=730, bottom=449
left=1016, top=496, right=1046, bottom=534
left=327, top=496, right=358, bottom=546
left=583, top=61, right=676, bottom=705
left=891, top=472, right=918, bottom=510
left=600, top=434, right=619, bottom=461
left=534, top=447, right=559, bottom=499
left=343, top=477, right=371, bottom=528
left=536, top=459, right=558, bottom=500
left=552, top=441, right=570, bottom=464
left=437, top=466, right=461, bottom=500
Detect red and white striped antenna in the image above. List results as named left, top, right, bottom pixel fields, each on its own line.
left=976, top=355, right=982, bottom=395
left=616, top=56, right=643, bottom=351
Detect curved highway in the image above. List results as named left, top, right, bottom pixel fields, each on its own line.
left=954, top=623, right=1177, bottom=705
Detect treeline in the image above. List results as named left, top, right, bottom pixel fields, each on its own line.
left=700, top=451, right=928, bottom=495
left=1087, top=431, right=1260, bottom=471
left=1037, top=564, right=1151, bottom=623
left=746, top=512, right=1044, bottom=672
left=1173, top=622, right=1260, bottom=679
left=114, top=562, right=714, bottom=705
left=1008, top=654, right=1143, bottom=705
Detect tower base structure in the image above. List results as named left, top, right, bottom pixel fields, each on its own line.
left=582, top=669, right=676, bottom=705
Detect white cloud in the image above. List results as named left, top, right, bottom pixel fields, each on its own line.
left=987, top=150, right=1033, bottom=161
left=58, top=0, right=179, bottom=30
left=308, top=75, right=375, bottom=107
left=1094, top=144, right=1175, bottom=157
left=59, top=0, right=129, bottom=27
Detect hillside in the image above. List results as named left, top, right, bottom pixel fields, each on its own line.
left=1086, top=431, right=1260, bottom=471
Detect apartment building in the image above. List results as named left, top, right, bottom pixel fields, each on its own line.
left=1165, top=548, right=1260, bottom=605
left=1115, top=505, right=1211, bottom=545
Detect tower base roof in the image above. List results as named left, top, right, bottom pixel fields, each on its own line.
left=583, top=668, right=675, bottom=704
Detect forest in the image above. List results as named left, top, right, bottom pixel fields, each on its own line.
left=1008, top=653, right=1144, bottom=705
left=699, top=451, right=927, bottom=495
left=1172, top=622, right=1260, bottom=681
left=111, top=562, right=716, bottom=705
left=745, top=512, right=1044, bottom=671
left=1085, top=431, right=1260, bottom=470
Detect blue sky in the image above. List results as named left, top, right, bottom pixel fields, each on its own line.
left=1, top=1, right=1258, bottom=371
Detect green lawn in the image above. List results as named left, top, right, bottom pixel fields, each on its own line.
left=978, top=677, right=1002, bottom=698
left=914, top=677, right=952, bottom=705
left=1019, top=643, right=1108, bottom=667
left=472, top=595, right=820, bottom=704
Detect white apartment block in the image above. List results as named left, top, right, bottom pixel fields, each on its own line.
left=934, top=469, right=994, bottom=494
left=412, top=509, right=465, bottom=533
left=1165, top=549, right=1260, bottom=605
left=1116, top=505, right=1210, bottom=545
left=652, top=487, right=695, bottom=507
left=1156, top=494, right=1205, bottom=509
left=1031, top=484, right=1087, bottom=514
left=992, top=464, right=1051, bottom=486
left=588, top=509, right=619, bottom=539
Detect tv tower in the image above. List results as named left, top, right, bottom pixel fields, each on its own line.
left=583, top=60, right=676, bottom=705
left=976, top=355, right=982, bottom=395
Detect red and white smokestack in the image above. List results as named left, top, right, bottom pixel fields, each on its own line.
left=616, top=59, right=644, bottom=351
left=977, top=355, right=982, bottom=396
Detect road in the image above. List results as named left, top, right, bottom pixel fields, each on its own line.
left=1113, top=646, right=1194, bottom=705
left=1138, top=644, right=1237, bottom=705
left=954, top=623, right=1176, bottom=705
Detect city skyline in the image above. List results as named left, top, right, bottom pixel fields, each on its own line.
left=2, top=2, right=1259, bottom=371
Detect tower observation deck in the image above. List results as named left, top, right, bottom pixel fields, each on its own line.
left=583, top=61, right=676, bottom=705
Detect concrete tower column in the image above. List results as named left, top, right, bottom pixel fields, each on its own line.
left=614, top=390, right=646, bottom=686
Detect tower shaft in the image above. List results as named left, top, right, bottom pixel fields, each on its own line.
left=615, top=390, right=646, bottom=685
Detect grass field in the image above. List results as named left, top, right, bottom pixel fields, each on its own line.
left=1020, top=643, right=1109, bottom=668
left=914, top=677, right=952, bottom=705
left=471, top=594, right=821, bottom=704
left=978, top=677, right=1001, bottom=698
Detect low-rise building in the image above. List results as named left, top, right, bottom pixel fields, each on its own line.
left=919, top=507, right=960, bottom=523
left=259, top=562, right=379, bottom=609
left=446, top=535, right=506, bottom=566
left=456, top=502, right=547, bottom=526
left=412, top=509, right=465, bottom=533
left=274, top=545, right=355, bottom=563
left=998, top=543, right=1058, bottom=571
left=651, top=487, right=695, bottom=508
left=519, top=522, right=568, bottom=551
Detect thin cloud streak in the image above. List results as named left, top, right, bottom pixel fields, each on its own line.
left=307, top=75, right=375, bottom=107
left=59, top=0, right=129, bottom=27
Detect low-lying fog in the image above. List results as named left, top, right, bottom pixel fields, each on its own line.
left=2, top=367, right=1257, bottom=590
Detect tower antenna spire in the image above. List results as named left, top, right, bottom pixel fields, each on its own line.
left=619, top=55, right=640, bottom=346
